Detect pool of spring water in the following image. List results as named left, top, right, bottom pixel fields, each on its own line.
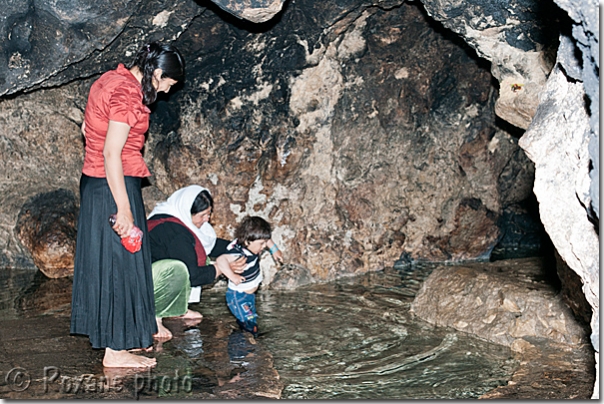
left=0, top=262, right=518, bottom=399
left=199, top=263, right=518, bottom=399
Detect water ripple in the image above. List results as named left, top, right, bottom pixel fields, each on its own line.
left=256, top=265, right=517, bottom=399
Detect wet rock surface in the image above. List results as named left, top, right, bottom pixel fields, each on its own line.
left=268, top=263, right=314, bottom=290
left=479, top=337, right=595, bottom=399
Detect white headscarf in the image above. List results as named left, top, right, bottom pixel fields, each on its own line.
left=148, top=185, right=217, bottom=253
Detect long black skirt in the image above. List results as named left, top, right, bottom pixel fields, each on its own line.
left=70, top=174, right=157, bottom=350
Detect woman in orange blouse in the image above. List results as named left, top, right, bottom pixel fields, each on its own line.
left=70, top=42, right=184, bottom=368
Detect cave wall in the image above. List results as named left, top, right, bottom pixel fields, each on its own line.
left=0, top=0, right=535, bottom=279
left=0, top=84, right=87, bottom=266
left=0, top=0, right=203, bottom=95
left=419, top=0, right=599, bottom=396
left=145, top=1, right=534, bottom=283
left=519, top=64, right=599, bottom=399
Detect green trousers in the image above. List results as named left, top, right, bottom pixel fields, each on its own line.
left=152, top=259, right=191, bottom=318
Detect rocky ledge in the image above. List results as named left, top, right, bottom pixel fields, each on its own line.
left=410, top=257, right=595, bottom=399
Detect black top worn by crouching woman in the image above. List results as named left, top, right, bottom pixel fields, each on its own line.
left=147, top=214, right=229, bottom=287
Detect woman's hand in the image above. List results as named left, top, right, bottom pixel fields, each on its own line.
left=229, top=255, right=247, bottom=274
left=229, top=274, right=246, bottom=285
left=112, top=210, right=134, bottom=238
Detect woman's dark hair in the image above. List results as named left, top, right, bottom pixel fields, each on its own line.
left=235, top=216, right=272, bottom=246
left=128, top=41, right=185, bottom=105
left=191, top=190, right=213, bottom=214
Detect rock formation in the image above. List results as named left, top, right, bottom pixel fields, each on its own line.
left=411, top=258, right=588, bottom=347
left=15, top=189, right=78, bottom=278
left=519, top=64, right=599, bottom=398
left=210, top=0, right=286, bottom=23
left=1, top=0, right=537, bottom=277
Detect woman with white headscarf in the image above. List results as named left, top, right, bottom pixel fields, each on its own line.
left=147, top=185, right=252, bottom=340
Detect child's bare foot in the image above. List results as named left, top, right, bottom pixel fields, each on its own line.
left=103, top=348, right=156, bottom=368
left=153, top=318, right=173, bottom=341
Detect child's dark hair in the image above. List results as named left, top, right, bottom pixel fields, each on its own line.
left=191, top=190, right=213, bottom=214
left=128, top=41, right=185, bottom=105
left=235, top=216, right=272, bottom=246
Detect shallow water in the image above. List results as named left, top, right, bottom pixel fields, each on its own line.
left=199, top=263, right=517, bottom=399
left=0, top=263, right=517, bottom=399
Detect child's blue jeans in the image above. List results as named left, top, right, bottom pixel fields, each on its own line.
left=226, top=288, right=258, bottom=332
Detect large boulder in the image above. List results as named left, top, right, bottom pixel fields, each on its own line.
left=15, top=189, right=78, bottom=278
left=411, top=258, right=588, bottom=347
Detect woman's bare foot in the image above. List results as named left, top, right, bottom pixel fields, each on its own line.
left=179, top=317, right=201, bottom=328
left=176, top=310, right=202, bottom=327
left=173, top=309, right=203, bottom=320
left=128, top=346, right=153, bottom=353
left=153, top=318, right=173, bottom=341
left=103, top=348, right=156, bottom=368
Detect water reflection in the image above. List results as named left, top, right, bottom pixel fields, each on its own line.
left=0, top=268, right=72, bottom=320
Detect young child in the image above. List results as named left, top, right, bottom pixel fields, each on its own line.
left=215, top=216, right=284, bottom=336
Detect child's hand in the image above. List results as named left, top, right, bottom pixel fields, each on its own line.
left=272, top=249, right=284, bottom=264
left=267, top=239, right=284, bottom=264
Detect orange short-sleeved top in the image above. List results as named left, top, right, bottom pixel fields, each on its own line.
left=82, top=63, right=152, bottom=178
